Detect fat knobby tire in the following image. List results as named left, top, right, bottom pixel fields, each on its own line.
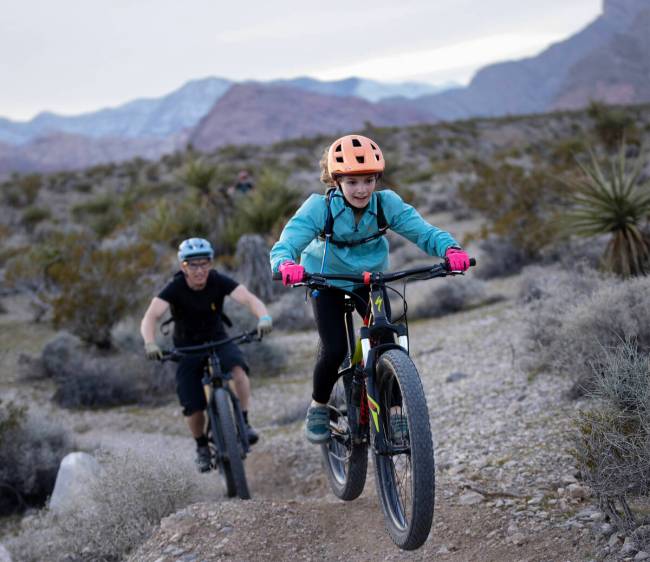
left=214, top=388, right=250, bottom=500
left=373, top=349, right=435, bottom=550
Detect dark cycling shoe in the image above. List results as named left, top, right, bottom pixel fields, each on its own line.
left=304, top=405, right=330, bottom=444
left=246, top=424, right=259, bottom=445
left=196, top=445, right=211, bottom=473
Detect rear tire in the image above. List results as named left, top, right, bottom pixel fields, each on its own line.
left=214, top=388, right=250, bottom=500
left=372, top=349, right=434, bottom=550
left=321, top=373, right=368, bottom=501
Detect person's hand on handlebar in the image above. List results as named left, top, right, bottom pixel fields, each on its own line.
left=144, top=341, right=163, bottom=360
left=279, top=260, right=305, bottom=286
left=257, top=315, right=273, bottom=337
left=445, top=247, right=470, bottom=272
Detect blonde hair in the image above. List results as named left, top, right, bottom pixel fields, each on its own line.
left=319, top=147, right=336, bottom=188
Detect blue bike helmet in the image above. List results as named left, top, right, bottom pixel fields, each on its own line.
left=177, top=238, right=214, bottom=262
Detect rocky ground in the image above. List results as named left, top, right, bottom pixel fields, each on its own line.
left=0, top=274, right=630, bottom=561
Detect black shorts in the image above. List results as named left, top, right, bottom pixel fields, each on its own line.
left=175, top=340, right=249, bottom=416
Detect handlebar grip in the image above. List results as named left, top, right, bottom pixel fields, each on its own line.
left=469, top=258, right=477, bottom=267
left=272, top=272, right=282, bottom=281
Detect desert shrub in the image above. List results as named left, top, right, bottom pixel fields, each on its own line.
left=222, top=169, right=301, bottom=251
left=138, top=198, right=212, bottom=249
left=5, top=233, right=158, bottom=348
left=394, top=277, right=488, bottom=321
left=7, top=448, right=206, bottom=562
left=21, top=206, right=51, bottom=230
left=1, top=174, right=42, bottom=208
left=459, top=162, right=564, bottom=259
left=183, top=157, right=216, bottom=195
left=71, top=195, right=124, bottom=237
left=587, top=101, right=638, bottom=150
left=39, top=332, right=175, bottom=408
left=474, top=236, right=537, bottom=279
left=243, top=338, right=289, bottom=377
left=522, top=268, right=650, bottom=394
left=0, top=399, right=73, bottom=515
left=574, top=340, right=650, bottom=534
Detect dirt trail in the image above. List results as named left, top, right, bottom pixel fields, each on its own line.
left=127, top=283, right=599, bottom=562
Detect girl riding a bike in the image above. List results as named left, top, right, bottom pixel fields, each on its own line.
left=270, top=134, right=470, bottom=444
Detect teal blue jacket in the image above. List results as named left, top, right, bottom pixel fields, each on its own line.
left=270, top=189, right=459, bottom=285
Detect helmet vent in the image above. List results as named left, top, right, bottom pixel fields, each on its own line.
left=336, top=156, right=344, bottom=163
left=375, top=154, right=381, bottom=160
left=352, top=138, right=362, bottom=147
left=356, top=156, right=365, bottom=164
left=334, top=144, right=342, bottom=152
left=371, top=143, right=377, bottom=150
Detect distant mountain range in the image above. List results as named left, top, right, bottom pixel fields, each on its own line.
left=1, top=0, right=647, bottom=176
left=0, top=77, right=449, bottom=146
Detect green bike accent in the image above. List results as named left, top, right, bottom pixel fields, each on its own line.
left=351, top=338, right=363, bottom=366
left=367, top=393, right=381, bottom=432
left=374, top=295, right=383, bottom=312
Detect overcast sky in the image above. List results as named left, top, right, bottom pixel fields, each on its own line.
left=1, top=0, right=602, bottom=121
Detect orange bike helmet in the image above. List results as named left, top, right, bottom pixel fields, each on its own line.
left=327, top=134, right=385, bottom=177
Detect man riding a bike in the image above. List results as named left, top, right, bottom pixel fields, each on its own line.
left=141, top=237, right=273, bottom=472
left=270, top=134, right=470, bottom=445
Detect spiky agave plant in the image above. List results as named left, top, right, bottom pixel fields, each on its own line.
left=563, top=144, right=650, bottom=277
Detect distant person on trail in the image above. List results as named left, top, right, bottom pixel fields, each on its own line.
left=230, top=170, right=254, bottom=195
left=270, top=134, right=469, bottom=444
left=140, top=237, right=273, bottom=472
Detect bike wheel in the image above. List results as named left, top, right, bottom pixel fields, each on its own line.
left=372, top=349, right=434, bottom=550
left=321, top=373, right=368, bottom=501
left=207, top=421, right=237, bottom=497
left=214, top=388, right=250, bottom=500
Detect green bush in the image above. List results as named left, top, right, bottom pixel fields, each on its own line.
left=138, top=198, right=212, bottom=249
left=2, top=174, right=42, bottom=208
left=71, top=195, right=123, bottom=237
left=21, top=206, right=51, bottom=230
left=459, top=162, right=564, bottom=259
left=222, top=169, right=300, bottom=251
left=587, top=101, right=638, bottom=150
left=5, top=233, right=158, bottom=348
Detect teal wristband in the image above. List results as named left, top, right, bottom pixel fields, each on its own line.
left=260, top=315, right=272, bottom=321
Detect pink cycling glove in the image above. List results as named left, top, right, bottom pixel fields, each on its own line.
left=279, top=260, right=305, bottom=286
left=445, top=247, right=470, bottom=271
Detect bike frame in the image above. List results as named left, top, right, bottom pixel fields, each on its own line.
left=162, top=331, right=258, bottom=458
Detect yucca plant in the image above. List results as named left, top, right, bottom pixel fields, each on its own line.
left=562, top=144, right=650, bottom=277
left=183, top=157, right=216, bottom=196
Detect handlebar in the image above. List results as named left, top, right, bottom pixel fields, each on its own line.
left=272, top=258, right=476, bottom=286
left=160, top=329, right=259, bottom=361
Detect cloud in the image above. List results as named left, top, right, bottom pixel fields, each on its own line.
left=312, top=32, right=565, bottom=83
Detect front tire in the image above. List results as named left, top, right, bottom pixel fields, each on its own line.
left=214, top=388, right=250, bottom=500
left=321, top=373, right=368, bottom=500
left=372, top=349, right=435, bottom=550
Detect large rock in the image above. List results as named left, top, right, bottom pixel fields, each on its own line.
left=49, top=452, right=101, bottom=513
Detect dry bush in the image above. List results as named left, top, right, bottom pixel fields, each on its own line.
left=7, top=448, right=206, bottom=562
left=0, top=400, right=73, bottom=515
left=395, top=277, right=488, bottom=321
left=574, top=341, right=650, bottom=534
left=474, top=236, right=536, bottom=279
left=521, top=267, right=650, bottom=394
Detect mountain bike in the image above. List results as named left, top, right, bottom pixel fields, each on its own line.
left=161, top=330, right=259, bottom=500
left=274, top=258, right=475, bottom=550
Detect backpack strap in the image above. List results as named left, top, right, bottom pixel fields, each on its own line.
left=319, top=189, right=390, bottom=248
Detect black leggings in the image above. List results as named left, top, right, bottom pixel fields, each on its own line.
left=311, top=287, right=390, bottom=404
